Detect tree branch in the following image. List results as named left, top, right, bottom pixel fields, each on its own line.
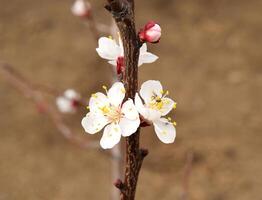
left=105, top=0, right=147, bottom=199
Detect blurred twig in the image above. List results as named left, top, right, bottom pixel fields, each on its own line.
left=0, top=62, right=99, bottom=149
left=181, top=151, right=194, bottom=200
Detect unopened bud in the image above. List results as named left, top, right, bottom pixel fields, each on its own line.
left=139, top=21, right=161, bottom=43
left=71, top=0, right=91, bottom=18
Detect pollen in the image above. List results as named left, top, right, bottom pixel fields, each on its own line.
left=121, top=88, right=126, bottom=94
left=86, top=106, right=90, bottom=110
left=102, top=85, right=108, bottom=93
left=108, top=35, right=113, bottom=40
left=156, top=101, right=163, bottom=110
left=173, top=121, right=177, bottom=126
left=92, top=93, right=98, bottom=98
left=173, top=102, right=177, bottom=109
left=100, top=106, right=110, bottom=114
left=167, top=117, right=172, bottom=121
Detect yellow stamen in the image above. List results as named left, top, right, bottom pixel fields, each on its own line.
left=173, top=121, right=177, bottom=126
left=108, top=35, right=113, bottom=40
left=121, top=88, right=126, bottom=94
left=102, top=85, right=108, bottom=93
left=100, top=106, right=110, bottom=114
left=92, top=93, right=98, bottom=98
left=114, top=127, right=119, bottom=132
left=86, top=106, right=90, bottom=110
left=173, top=102, right=177, bottom=109
left=167, top=117, right=172, bottom=121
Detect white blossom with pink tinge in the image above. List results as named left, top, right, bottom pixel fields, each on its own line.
left=81, top=82, right=140, bottom=149
left=56, top=89, right=81, bottom=114
left=96, top=36, right=158, bottom=74
left=135, top=80, right=176, bottom=144
left=71, top=0, right=91, bottom=18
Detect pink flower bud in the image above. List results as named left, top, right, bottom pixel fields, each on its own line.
left=71, top=0, right=91, bottom=18
left=139, top=21, right=161, bottom=43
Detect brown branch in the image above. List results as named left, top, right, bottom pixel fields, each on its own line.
left=105, top=0, right=147, bottom=199
left=0, top=62, right=98, bottom=149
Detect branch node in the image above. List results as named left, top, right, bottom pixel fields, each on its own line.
left=105, top=0, right=130, bottom=21
left=114, top=178, right=126, bottom=192
left=140, top=148, right=149, bottom=159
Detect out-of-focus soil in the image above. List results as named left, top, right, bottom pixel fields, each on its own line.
left=0, top=0, right=262, bottom=199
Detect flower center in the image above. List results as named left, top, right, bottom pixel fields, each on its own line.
left=149, top=97, right=164, bottom=110
left=149, top=91, right=170, bottom=111
left=100, top=105, right=122, bottom=123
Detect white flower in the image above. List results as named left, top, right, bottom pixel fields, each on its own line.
left=81, top=82, right=140, bottom=149
left=71, top=0, right=91, bottom=18
left=135, top=80, right=176, bottom=144
left=56, top=89, right=81, bottom=113
left=96, top=36, right=158, bottom=73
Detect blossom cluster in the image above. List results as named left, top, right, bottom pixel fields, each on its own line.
left=61, top=10, right=177, bottom=149
left=80, top=21, right=176, bottom=149
left=81, top=79, right=176, bottom=149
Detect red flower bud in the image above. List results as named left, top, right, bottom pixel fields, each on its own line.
left=139, top=21, right=161, bottom=43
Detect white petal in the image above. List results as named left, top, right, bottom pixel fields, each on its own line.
left=108, top=82, right=126, bottom=107
left=139, top=43, right=147, bottom=54
left=89, top=92, right=110, bottom=114
left=139, top=52, right=158, bottom=65
left=56, top=97, right=75, bottom=113
left=108, top=60, right=117, bottom=66
left=160, top=98, right=175, bottom=116
left=145, top=108, right=162, bottom=121
left=153, top=118, right=176, bottom=144
left=140, top=80, right=163, bottom=103
left=64, top=89, right=80, bottom=100
left=119, top=117, right=140, bottom=137
left=121, top=99, right=139, bottom=120
left=134, top=93, right=161, bottom=121
left=81, top=112, right=109, bottom=134
left=71, top=0, right=90, bottom=16
left=138, top=52, right=158, bottom=66
left=100, top=123, right=122, bottom=149
left=134, top=93, right=147, bottom=117
left=118, top=35, right=124, bottom=55
left=138, top=43, right=158, bottom=66
left=96, top=37, right=121, bottom=61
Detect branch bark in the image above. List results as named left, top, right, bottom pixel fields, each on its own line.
left=105, top=1, right=147, bottom=199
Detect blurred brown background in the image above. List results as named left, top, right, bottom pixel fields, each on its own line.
left=0, top=0, right=262, bottom=199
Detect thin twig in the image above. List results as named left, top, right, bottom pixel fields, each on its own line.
left=0, top=62, right=99, bottom=149
left=181, top=151, right=194, bottom=200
